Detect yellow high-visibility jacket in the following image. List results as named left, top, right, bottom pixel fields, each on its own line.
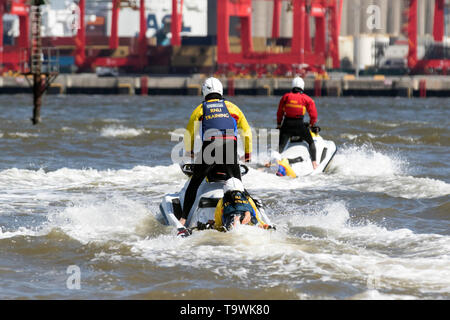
left=184, top=99, right=252, bottom=158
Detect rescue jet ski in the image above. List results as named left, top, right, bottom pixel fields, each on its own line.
left=159, top=164, right=273, bottom=236
left=258, top=125, right=337, bottom=178
left=280, top=125, right=337, bottom=177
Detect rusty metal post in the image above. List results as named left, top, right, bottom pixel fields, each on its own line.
left=32, top=74, right=43, bottom=124
left=30, top=2, right=43, bottom=125
left=419, top=79, right=427, bottom=98
left=26, top=0, right=58, bottom=125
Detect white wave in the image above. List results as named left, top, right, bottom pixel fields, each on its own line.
left=277, top=201, right=350, bottom=230
left=100, top=125, right=150, bottom=138
left=1, top=175, right=448, bottom=298
left=275, top=202, right=450, bottom=295
left=350, top=290, right=418, bottom=300
left=325, top=145, right=449, bottom=198
left=340, top=133, right=358, bottom=140
left=359, top=175, right=450, bottom=199
left=0, top=165, right=185, bottom=191
left=247, top=144, right=407, bottom=191
left=341, top=133, right=416, bottom=143
left=0, top=226, right=38, bottom=240
left=329, top=144, right=406, bottom=177
left=129, top=200, right=450, bottom=297
left=9, top=132, right=39, bottom=139
left=243, top=154, right=449, bottom=199
left=168, top=130, right=185, bottom=138
left=46, top=196, right=152, bottom=244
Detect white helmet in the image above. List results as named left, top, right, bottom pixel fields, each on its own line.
left=292, top=76, right=305, bottom=90
left=223, top=177, right=245, bottom=194
left=202, top=77, right=223, bottom=98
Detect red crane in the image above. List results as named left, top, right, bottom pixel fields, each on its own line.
left=215, top=0, right=343, bottom=77
left=0, top=0, right=30, bottom=73
left=83, top=0, right=148, bottom=71
left=171, top=0, right=183, bottom=46
left=89, top=0, right=181, bottom=69
left=407, top=0, right=449, bottom=74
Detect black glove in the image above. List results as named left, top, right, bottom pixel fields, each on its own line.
left=197, top=221, right=215, bottom=230
left=177, top=227, right=192, bottom=238
left=311, top=125, right=321, bottom=134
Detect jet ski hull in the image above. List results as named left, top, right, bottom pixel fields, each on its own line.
left=160, top=174, right=273, bottom=232
left=281, top=135, right=337, bottom=177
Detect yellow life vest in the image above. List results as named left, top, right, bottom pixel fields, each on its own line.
left=277, top=158, right=297, bottom=178
left=214, top=196, right=268, bottom=231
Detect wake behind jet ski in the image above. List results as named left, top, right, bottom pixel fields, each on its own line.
left=159, top=163, right=274, bottom=237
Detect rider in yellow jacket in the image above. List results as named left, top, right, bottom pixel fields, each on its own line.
left=184, top=99, right=252, bottom=161
left=178, top=77, right=253, bottom=234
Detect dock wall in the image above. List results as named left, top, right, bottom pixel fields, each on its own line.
left=1, top=74, right=449, bottom=98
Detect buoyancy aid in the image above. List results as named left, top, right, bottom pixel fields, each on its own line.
left=221, top=191, right=258, bottom=227
left=277, top=92, right=318, bottom=126
left=201, top=100, right=238, bottom=141
left=223, top=192, right=255, bottom=216
left=276, top=158, right=297, bottom=178
left=214, top=193, right=269, bottom=230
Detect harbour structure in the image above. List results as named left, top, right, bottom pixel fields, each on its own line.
left=0, top=0, right=448, bottom=77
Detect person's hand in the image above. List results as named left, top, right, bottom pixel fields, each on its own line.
left=179, top=218, right=186, bottom=226
left=311, top=125, right=320, bottom=134
left=312, top=161, right=318, bottom=170
left=241, top=211, right=251, bottom=225
left=260, top=224, right=276, bottom=230
left=232, top=215, right=241, bottom=228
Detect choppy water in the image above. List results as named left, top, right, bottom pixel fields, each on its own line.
left=0, top=94, right=449, bottom=300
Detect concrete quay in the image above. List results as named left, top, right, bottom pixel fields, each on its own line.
left=0, top=73, right=449, bottom=97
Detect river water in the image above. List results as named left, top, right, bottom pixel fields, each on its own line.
left=0, top=94, right=449, bottom=300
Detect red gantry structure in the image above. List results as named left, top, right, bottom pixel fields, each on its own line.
left=72, top=0, right=183, bottom=71
left=0, top=0, right=150, bottom=73
left=406, top=0, right=450, bottom=74
left=77, top=0, right=148, bottom=71
left=215, top=0, right=343, bottom=77
left=0, top=0, right=342, bottom=76
left=0, top=0, right=30, bottom=72
left=171, top=0, right=183, bottom=47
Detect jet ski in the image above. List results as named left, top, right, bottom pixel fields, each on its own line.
left=280, top=125, right=337, bottom=177
left=159, top=163, right=274, bottom=236
left=257, top=125, right=337, bottom=178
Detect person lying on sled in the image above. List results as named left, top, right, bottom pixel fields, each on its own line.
left=256, top=151, right=296, bottom=178
left=214, top=178, right=273, bottom=231
left=262, top=151, right=297, bottom=178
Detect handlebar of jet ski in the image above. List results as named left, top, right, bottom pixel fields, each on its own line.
left=181, top=163, right=195, bottom=176
left=304, top=122, right=321, bottom=134
left=180, top=163, right=250, bottom=177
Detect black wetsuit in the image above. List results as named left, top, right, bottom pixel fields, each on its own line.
left=279, top=119, right=316, bottom=162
